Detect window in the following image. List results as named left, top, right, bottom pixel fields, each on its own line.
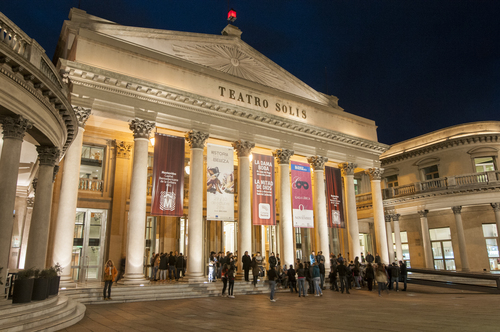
left=423, top=165, right=439, bottom=180
left=147, top=154, right=154, bottom=195
left=354, top=179, right=360, bottom=195
left=475, top=157, right=496, bottom=173
left=392, top=231, right=411, bottom=267
left=80, top=145, right=104, bottom=180
left=429, top=227, right=455, bottom=271
left=482, top=224, right=499, bottom=271
left=385, top=174, right=399, bottom=188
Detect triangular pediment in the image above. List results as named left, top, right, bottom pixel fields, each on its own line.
left=75, top=15, right=336, bottom=107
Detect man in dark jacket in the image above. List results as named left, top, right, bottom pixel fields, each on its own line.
left=168, top=251, right=177, bottom=281
left=366, top=252, right=374, bottom=264
left=329, top=262, right=339, bottom=291
left=318, top=260, right=326, bottom=290
left=242, top=251, right=252, bottom=282
left=159, top=253, right=168, bottom=281
left=375, top=253, right=381, bottom=264
left=175, top=253, right=185, bottom=280
left=399, top=260, right=408, bottom=291
left=391, top=262, right=400, bottom=291
left=337, top=261, right=350, bottom=294
left=268, top=252, right=277, bottom=269
left=287, top=264, right=297, bottom=293
left=268, top=266, right=278, bottom=302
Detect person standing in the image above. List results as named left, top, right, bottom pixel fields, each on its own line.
left=312, top=262, right=323, bottom=296
left=159, top=253, right=168, bottom=281
left=365, top=263, right=375, bottom=291
left=242, top=251, right=251, bottom=282
left=255, top=252, right=264, bottom=277
left=103, top=259, right=118, bottom=300
left=228, top=263, right=235, bottom=298
left=287, top=264, right=297, bottom=293
left=149, top=252, right=156, bottom=280
left=221, top=264, right=228, bottom=297
left=168, top=251, right=177, bottom=281
left=316, top=251, right=325, bottom=266
left=390, top=262, right=400, bottom=291
left=252, top=256, right=259, bottom=287
left=310, top=251, right=316, bottom=265
left=376, top=263, right=389, bottom=297
left=268, top=252, right=277, bottom=269
left=337, top=261, right=350, bottom=294
left=276, top=253, right=281, bottom=272
left=152, top=253, right=160, bottom=281
left=329, top=263, right=339, bottom=291
left=175, top=253, right=185, bottom=280
left=375, top=253, right=381, bottom=264
left=366, top=252, right=374, bottom=264
left=318, top=259, right=326, bottom=290
left=400, top=261, right=408, bottom=291
left=268, top=265, right=278, bottom=302
left=297, top=263, right=306, bottom=297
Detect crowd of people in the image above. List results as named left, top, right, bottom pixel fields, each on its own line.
left=149, top=251, right=187, bottom=282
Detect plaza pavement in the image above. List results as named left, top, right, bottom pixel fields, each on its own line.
left=61, top=284, right=499, bottom=331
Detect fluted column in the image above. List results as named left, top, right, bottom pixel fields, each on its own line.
left=452, top=206, right=469, bottom=272
left=51, top=106, right=90, bottom=283
left=273, top=149, right=294, bottom=267
left=122, top=119, right=155, bottom=284
left=491, top=203, right=500, bottom=245
left=0, top=116, right=32, bottom=277
left=392, top=214, right=403, bottom=262
left=385, top=214, right=395, bottom=264
left=232, top=140, right=254, bottom=274
left=418, top=210, right=434, bottom=269
left=25, top=146, right=60, bottom=269
left=307, top=155, right=330, bottom=270
left=367, top=168, right=389, bottom=264
left=339, top=162, right=361, bottom=261
left=185, top=130, right=209, bottom=281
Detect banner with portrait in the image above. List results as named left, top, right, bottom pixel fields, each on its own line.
left=325, top=166, right=345, bottom=228
left=151, top=133, right=185, bottom=216
left=206, top=144, right=235, bottom=221
left=252, top=154, right=276, bottom=226
left=291, top=161, right=314, bottom=228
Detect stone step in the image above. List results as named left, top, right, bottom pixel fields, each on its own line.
left=24, top=302, right=86, bottom=332
left=0, top=296, right=59, bottom=316
left=0, top=296, right=69, bottom=325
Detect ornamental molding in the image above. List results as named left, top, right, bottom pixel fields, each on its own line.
left=185, top=130, right=209, bottom=149
left=452, top=206, right=462, bottom=214
left=307, top=156, right=328, bottom=170
left=53, top=165, right=60, bottom=182
left=382, top=134, right=500, bottom=166
left=232, top=140, right=255, bottom=157
left=1, top=115, right=32, bottom=140
left=385, top=215, right=392, bottom=223
left=339, top=162, right=357, bottom=176
left=273, top=148, right=294, bottom=164
left=129, top=118, right=155, bottom=139
left=417, top=210, right=429, bottom=218
left=73, top=106, right=91, bottom=128
left=36, top=146, right=60, bottom=166
left=116, top=141, right=133, bottom=158
left=491, top=203, right=500, bottom=212
left=63, top=64, right=388, bottom=154
left=392, top=213, right=401, bottom=222
left=366, top=167, right=384, bottom=180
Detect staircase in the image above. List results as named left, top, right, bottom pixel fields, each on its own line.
left=0, top=296, right=86, bottom=332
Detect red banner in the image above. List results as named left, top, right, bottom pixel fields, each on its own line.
left=151, top=134, right=185, bottom=216
left=325, top=166, right=345, bottom=228
left=252, top=154, right=276, bottom=225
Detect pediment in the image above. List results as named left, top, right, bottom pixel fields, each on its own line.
left=88, top=24, right=335, bottom=106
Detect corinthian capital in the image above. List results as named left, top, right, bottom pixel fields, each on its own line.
left=116, top=141, right=132, bottom=159
left=185, top=130, right=209, bottom=149
left=273, top=149, right=294, bottom=164
left=36, top=146, right=60, bottom=167
left=385, top=215, right=392, bottom=223
left=392, top=213, right=401, bottom=222
left=367, top=167, right=384, bottom=180
left=129, top=118, right=155, bottom=139
left=452, top=206, right=462, bottom=215
left=73, top=106, right=91, bottom=128
left=491, top=203, right=500, bottom=212
left=1, top=115, right=33, bottom=140
left=232, top=140, right=255, bottom=157
left=339, top=162, right=357, bottom=176
left=418, top=210, right=429, bottom=218
left=307, top=156, right=328, bottom=171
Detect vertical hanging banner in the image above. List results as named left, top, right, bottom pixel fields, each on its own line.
left=207, top=144, right=234, bottom=221
left=291, top=161, right=314, bottom=228
left=151, top=133, right=185, bottom=217
left=252, top=154, right=276, bottom=226
left=325, top=166, right=345, bottom=228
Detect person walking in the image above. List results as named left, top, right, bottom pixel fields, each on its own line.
left=252, top=256, right=259, bottom=287
left=329, top=264, right=339, bottom=291
left=390, top=262, right=400, bottom=291
left=312, top=262, right=323, bottom=296
left=297, top=263, right=306, bottom=297
left=365, top=263, right=375, bottom=291
left=228, top=263, right=235, bottom=298
left=400, top=261, right=408, bottom=291
left=287, top=264, right=297, bottom=293
left=220, top=264, right=228, bottom=297
left=268, top=265, right=278, bottom=302
left=103, top=259, right=118, bottom=300
left=242, top=251, right=251, bottom=282
left=376, top=263, right=389, bottom=297
left=337, top=261, right=350, bottom=294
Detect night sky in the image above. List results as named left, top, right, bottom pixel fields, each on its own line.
left=3, top=1, right=499, bottom=144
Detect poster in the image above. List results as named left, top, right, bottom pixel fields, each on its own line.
left=291, top=161, right=314, bottom=228
left=151, top=134, right=185, bottom=216
left=252, top=154, right=276, bottom=226
left=325, top=166, right=346, bottom=228
left=207, top=144, right=235, bottom=221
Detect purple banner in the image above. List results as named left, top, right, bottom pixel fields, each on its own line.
left=291, top=161, right=314, bottom=228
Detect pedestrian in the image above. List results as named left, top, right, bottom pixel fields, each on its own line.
left=287, top=264, right=297, bottom=293
left=221, top=263, right=228, bottom=297
left=312, top=262, right=323, bottom=296
left=103, top=259, right=117, bottom=300
left=268, top=252, right=277, bottom=269
left=329, top=264, right=339, bottom=291
left=337, top=253, right=344, bottom=264
left=361, top=252, right=365, bottom=263
left=310, top=251, right=316, bottom=265
left=366, top=252, right=374, bottom=264
left=318, top=259, right=326, bottom=290
left=305, top=262, right=313, bottom=294
left=168, top=251, right=177, bottom=281
left=375, top=253, right=381, bottom=264
left=150, top=252, right=156, bottom=280
left=242, top=251, right=251, bottom=282
left=252, top=256, right=259, bottom=286
left=276, top=253, right=281, bottom=271
left=365, top=262, right=375, bottom=291
left=297, top=263, right=306, bottom=297
left=255, top=252, right=264, bottom=277
left=400, top=260, right=408, bottom=291
left=159, top=252, right=168, bottom=281
left=228, top=263, right=235, bottom=298
left=354, top=257, right=361, bottom=289
left=175, top=253, right=185, bottom=280
left=209, top=251, right=217, bottom=282
left=268, top=265, right=278, bottom=302
left=337, top=261, right=350, bottom=294
left=152, top=253, right=159, bottom=281
left=390, top=262, right=400, bottom=291
left=376, top=264, right=389, bottom=297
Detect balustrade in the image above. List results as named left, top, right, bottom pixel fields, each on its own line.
left=79, top=178, right=103, bottom=192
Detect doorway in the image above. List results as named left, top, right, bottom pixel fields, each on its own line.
left=430, top=227, right=456, bottom=270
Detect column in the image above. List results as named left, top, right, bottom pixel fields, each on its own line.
left=185, top=130, right=209, bottom=281
left=307, top=155, right=330, bottom=270
left=385, top=214, right=395, bottom=264
left=122, top=118, right=155, bottom=284
left=367, top=168, right=389, bottom=264
left=51, top=107, right=90, bottom=283
left=491, top=203, right=500, bottom=244
left=339, top=162, right=361, bottom=261
left=273, top=149, right=294, bottom=267
left=452, top=206, right=470, bottom=272
left=418, top=209, right=433, bottom=269
left=232, top=140, right=254, bottom=274
left=392, top=214, right=403, bottom=262
left=0, top=116, right=32, bottom=278
left=25, top=146, right=60, bottom=269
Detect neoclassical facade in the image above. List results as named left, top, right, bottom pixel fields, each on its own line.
left=378, top=122, right=500, bottom=271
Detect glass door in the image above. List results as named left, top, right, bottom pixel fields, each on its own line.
left=430, top=227, right=456, bottom=270
left=71, top=209, right=108, bottom=282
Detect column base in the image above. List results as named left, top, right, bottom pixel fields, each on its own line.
left=461, top=268, right=470, bottom=272
left=59, top=276, right=77, bottom=289
left=183, top=273, right=205, bottom=283
left=119, top=272, right=150, bottom=285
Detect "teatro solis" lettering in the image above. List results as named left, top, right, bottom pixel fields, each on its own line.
left=218, top=86, right=307, bottom=119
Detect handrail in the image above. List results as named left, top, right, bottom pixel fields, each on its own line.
left=408, top=268, right=500, bottom=289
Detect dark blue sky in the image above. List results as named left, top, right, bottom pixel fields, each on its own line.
left=3, top=1, right=499, bottom=144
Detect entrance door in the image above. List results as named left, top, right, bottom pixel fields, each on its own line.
left=430, top=227, right=456, bottom=270
left=71, top=209, right=107, bottom=282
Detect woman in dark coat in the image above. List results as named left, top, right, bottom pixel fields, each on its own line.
left=251, top=256, right=259, bottom=286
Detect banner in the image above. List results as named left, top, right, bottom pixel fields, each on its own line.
left=252, top=154, right=276, bottom=226
left=207, top=144, right=234, bottom=221
left=325, top=166, right=345, bottom=228
left=291, top=161, right=314, bottom=228
left=151, top=134, right=185, bottom=216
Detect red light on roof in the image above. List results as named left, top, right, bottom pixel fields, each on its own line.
left=228, top=9, right=237, bottom=22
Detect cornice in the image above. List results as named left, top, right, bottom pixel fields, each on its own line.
left=62, top=63, right=389, bottom=155
left=381, top=134, right=500, bottom=166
